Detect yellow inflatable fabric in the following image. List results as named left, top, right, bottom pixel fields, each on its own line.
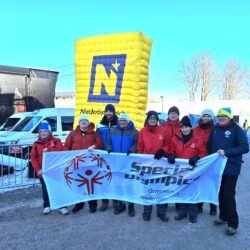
left=74, top=32, right=152, bottom=130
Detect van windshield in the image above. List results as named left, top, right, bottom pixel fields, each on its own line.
left=0, top=118, right=21, bottom=131
left=13, top=116, right=42, bottom=132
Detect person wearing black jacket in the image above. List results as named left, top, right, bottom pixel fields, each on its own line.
left=207, top=107, right=249, bottom=236
left=96, top=104, right=119, bottom=212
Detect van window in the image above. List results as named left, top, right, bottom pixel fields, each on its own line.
left=33, top=117, right=57, bottom=133
left=61, top=116, right=74, bottom=131
left=0, top=118, right=20, bottom=131
left=13, top=116, right=42, bottom=132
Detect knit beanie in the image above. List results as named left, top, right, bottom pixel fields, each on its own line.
left=105, top=104, right=116, bottom=113
left=180, top=116, right=192, bottom=128
left=201, top=109, right=214, bottom=119
left=38, top=121, right=51, bottom=131
left=217, top=107, right=233, bottom=119
left=159, top=112, right=168, bottom=121
left=78, top=114, right=90, bottom=124
left=146, top=110, right=159, bottom=122
left=168, top=106, right=180, bottom=116
left=118, top=113, right=130, bottom=122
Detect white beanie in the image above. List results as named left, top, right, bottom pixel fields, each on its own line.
left=201, top=109, right=214, bottom=119
left=118, top=113, right=130, bottom=122
left=78, top=114, right=90, bottom=124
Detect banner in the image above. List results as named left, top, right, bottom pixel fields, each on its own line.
left=43, top=150, right=227, bottom=209
left=74, top=32, right=152, bottom=130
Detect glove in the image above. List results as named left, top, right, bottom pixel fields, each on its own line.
left=107, top=150, right=112, bottom=154
left=167, top=154, right=176, bottom=164
left=154, top=149, right=165, bottom=160
left=189, top=156, right=200, bottom=167
left=127, top=151, right=132, bottom=156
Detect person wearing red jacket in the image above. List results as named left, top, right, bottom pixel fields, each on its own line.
left=167, top=116, right=207, bottom=223
left=30, top=121, right=67, bottom=215
left=164, top=106, right=181, bottom=139
left=193, top=109, right=217, bottom=215
left=64, top=114, right=103, bottom=213
left=164, top=106, right=181, bottom=210
left=138, top=110, right=170, bottom=222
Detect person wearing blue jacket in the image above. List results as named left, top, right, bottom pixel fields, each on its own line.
left=207, top=107, right=249, bottom=236
left=107, top=113, right=138, bottom=217
left=97, top=104, right=119, bottom=212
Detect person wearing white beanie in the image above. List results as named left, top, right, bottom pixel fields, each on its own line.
left=64, top=114, right=103, bottom=214
left=78, top=114, right=90, bottom=125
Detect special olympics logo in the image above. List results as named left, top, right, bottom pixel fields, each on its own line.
left=64, top=153, right=112, bottom=195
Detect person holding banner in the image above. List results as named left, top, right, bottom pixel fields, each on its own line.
left=30, top=121, right=69, bottom=215
left=193, top=109, right=217, bottom=215
left=138, top=110, right=170, bottom=222
left=164, top=106, right=181, bottom=211
left=208, top=107, right=249, bottom=236
left=107, top=113, right=138, bottom=217
left=64, top=114, right=103, bottom=214
left=97, top=104, right=119, bottom=212
left=168, top=116, right=207, bottom=223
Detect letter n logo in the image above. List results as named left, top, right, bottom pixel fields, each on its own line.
left=87, top=54, right=126, bottom=103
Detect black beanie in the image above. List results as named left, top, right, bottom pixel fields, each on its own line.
left=146, top=110, right=159, bottom=122
left=168, top=106, right=180, bottom=116
left=105, top=104, right=115, bottom=113
left=180, top=116, right=192, bottom=128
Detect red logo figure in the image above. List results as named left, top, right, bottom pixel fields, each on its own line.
left=64, top=153, right=112, bottom=195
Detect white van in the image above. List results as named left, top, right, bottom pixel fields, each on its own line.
left=0, top=112, right=32, bottom=134
left=0, top=108, right=75, bottom=156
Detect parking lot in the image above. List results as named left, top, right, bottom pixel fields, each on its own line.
left=0, top=153, right=250, bottom=250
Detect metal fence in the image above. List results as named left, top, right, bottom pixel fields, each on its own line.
left=0, top=144, right=39, bottom=192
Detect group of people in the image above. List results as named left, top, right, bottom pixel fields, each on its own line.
left=30, top=104, right=249, bottom=236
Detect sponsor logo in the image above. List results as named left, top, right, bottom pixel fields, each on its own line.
left=87, top=54, right=127, bottom=103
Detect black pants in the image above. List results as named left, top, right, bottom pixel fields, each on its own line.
left=219, top=175, right=239, bottom=229
left=178, top=203, right=198, bottom=218
left=40, top=178, right=50, bottom=208
left=198, top=202, right=217, bottom=211
left=143, top=204, right=167, bottom=216
left=75, top=200, right=97, bottom=208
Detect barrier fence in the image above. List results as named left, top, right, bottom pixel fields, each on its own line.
left=0, top=144, right=39, bottom=192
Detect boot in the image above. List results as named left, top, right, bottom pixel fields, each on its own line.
left=72, top=202, right=84, bottom=213
left=209, top=204, right=217, bottom=216
left=100, top=201, right=109, bottom=212
left=198, top=203, right=203, bottom=213
left=128, top=204, right=135, bottom=217
left=114, top=202, right=126, bottom=215
left=112, top=200, right=119, bottom=209
left=142, top=213, right=151, bottom=221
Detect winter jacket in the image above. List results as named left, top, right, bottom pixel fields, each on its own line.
left=96, top=115, right=118, bottom=150
left=138, top=124, right=170, bottom=155
left=107, top=121, right=138, bottom=153
left=30, top=136, right=64, bottom=177
left=64, top=123, right=103, bottom=151
left=207, top=120, right=249, bottom=175
left=193, top=120, right=214, bottom=147
left=164, top=119, right=181, bottom=139
left=169, top=133, right=207, bottom=159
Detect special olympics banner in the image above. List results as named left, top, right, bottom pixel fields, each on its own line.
left=42, top=150, right=227, bottom=209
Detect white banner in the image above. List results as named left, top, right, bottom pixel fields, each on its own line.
left=42, top=150, right=227, bottom=209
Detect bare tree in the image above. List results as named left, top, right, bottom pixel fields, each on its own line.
left=180, top=52, right=216, bottom=101
left=180, top=57, right=200, bottom=101
left=199, top=53, right=216, bottom=101
left=220, top=60, right=247, bottom=100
